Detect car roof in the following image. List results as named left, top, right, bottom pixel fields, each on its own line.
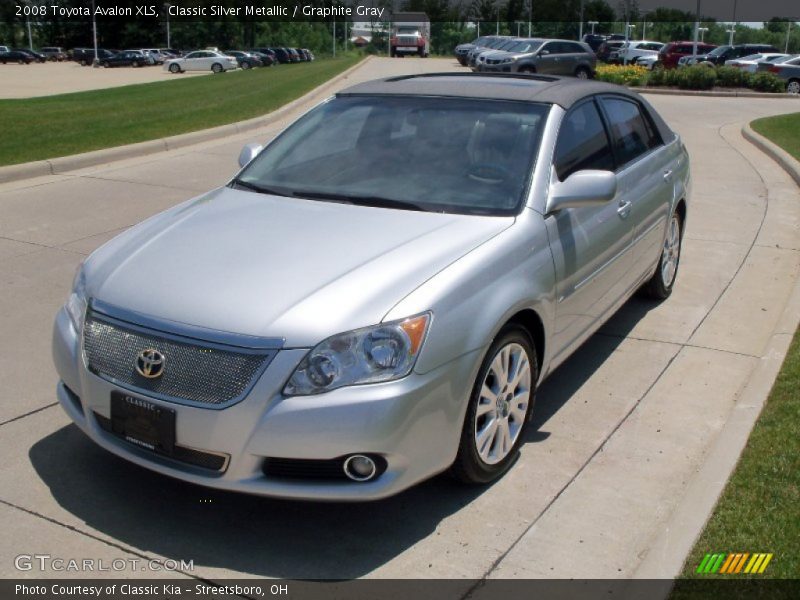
left=338, top=73, right=640, bottom=110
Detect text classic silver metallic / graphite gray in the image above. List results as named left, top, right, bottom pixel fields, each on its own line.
left=52, top=73, right=690, bottom=500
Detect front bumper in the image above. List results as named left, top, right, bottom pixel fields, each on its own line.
left=52, top=307, right=481, bottom=501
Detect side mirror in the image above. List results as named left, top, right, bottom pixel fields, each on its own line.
left=546, top=170, right=617, bottom=213
left=538, top=49, right=550, bottom=56
left=238, top=143, right=263, bottom=168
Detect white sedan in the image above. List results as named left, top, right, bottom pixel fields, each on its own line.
left=725, top=53, right=791, bottom=73
left=164, top=50, right=237, bottom=74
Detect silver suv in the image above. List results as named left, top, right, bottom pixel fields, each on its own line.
left=480, top=38, right=596, bottom=78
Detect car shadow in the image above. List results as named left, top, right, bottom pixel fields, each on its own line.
left=29, top=297, right=656, bottom=579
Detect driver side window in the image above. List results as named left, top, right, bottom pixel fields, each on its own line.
left=554, top=100, right=615, bottom=181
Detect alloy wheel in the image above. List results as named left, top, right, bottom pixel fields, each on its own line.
left=661, top=214, right=681, bottom=288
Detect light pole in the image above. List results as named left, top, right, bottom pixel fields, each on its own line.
left=496, top=6, right=499, bottom=35
left=333, top=17, right=336, bottom=57
left=164, top=3, right=171, bottom=48
left=22, top=0, right=33, bottom=49
left=693, top=0, right=701, bottom=58
left=528, top=0, right=532, bottom=37
left=91, top=0, right=98, bottom=64
left=786, top=21, right=793, bottom=54
left=728, top=0, right=738, bottom=45
left=699, top=27, right=708, bottom=42
left=578, top=0, right=584, bottom=40
left=588, top=21, right=598, bottom=35
left=516, top=21, right=523, bottom=37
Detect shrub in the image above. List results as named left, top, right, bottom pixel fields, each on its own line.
left=716, top=66, right=751, bottom=88
left=595, top=64, right=649, bottom=87
left=750, top=71, right=786, bottom=93
left=676, top=65, right=717, bottom=90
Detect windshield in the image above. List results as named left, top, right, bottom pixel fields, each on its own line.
left=707, top=45, right=731, bottom=56
left=235, top=96, right=548, bottom=216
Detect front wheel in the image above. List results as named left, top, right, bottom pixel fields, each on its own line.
left=450, top=324, right=537, bottom=484
left=642, top=210, right=683, bottom=299
left=168, top=63, right=181, bottom=73
left=518, top=65, right=536, bottom=75
left=211, top=62, right=223, bottom=73
left=574, top=66, right=591, bottom=79
left=787, top=79, right=800, bottom=95
left=241, top=61, right=251, bottom=69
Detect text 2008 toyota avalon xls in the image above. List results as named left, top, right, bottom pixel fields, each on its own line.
left=53, top=74, right=689, bottom=500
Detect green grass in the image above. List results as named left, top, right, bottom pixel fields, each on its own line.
left=674, top=329, right=800, bottom=588
left=0, top=54, right=362, bottom=166
left=752, top=113, right=800, bottom=162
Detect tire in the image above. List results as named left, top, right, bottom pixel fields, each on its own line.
left=211, top=62, right=223, bottom=73
left=133, top=61, right=140, bottom=68
left=18, top=59, right=25, bottom=65
left=788, top=79, right=800, bottom=95
left=390, top=46, right=396, bottom=58
left=574, top=66, right=591, bottom=79
left=450, top=324, right=538, bottom=484
left=103, top=61, right=110, bottom=68
left=241, top=61, right=251, bottom=70
left=642, top=210, right=683, bottom=300
left=168, top=63, right=181, bottom=74
left=518, top=65, right=537, bottom=75
left=418, top=48, right=424, bottom=57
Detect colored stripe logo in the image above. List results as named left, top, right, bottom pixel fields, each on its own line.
left=696, top=553, right=773, bottom=574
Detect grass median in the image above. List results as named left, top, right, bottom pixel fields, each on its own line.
left=0, top=54, right=362, bottom=167
left=675, top=112, right=800, bottom=591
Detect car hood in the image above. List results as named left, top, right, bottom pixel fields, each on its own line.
left=86, top=187, right=514, bottom=347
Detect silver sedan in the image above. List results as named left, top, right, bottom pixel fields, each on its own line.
left=52, top=74, right=690, bottom=500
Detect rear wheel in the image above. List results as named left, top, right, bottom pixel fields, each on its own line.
left=574, top=66, right=591, bottom=79
left=450, top=324, right=537, bottom=484
left=103, top=61, right=110, bottom=68
left=642, top=210, right=683, bottom=300
left=518, top=65, right=536, bottom=75
left=211, top=62, right=223, bottom=73
left=241, top=61, right=251, bottom=69
left=390, top=46, right=396, bottom=57
left=788, top=79, right=800, bottom=95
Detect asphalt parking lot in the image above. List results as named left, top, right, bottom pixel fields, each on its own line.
left=0, top=57, right=798, bottom=581
left=0, top=61, right=208, bottom=98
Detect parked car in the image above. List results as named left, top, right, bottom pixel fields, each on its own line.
left=635, top=55, right=660, bottom=70
left=455, top=36, right=489, bottom=65
left=248, top=51, right=275, bottom=66
left=99, top=50, right=149, bottom=68
left=0, top=50, right=32, bottom=64
left=658, top=41, right=717, bottom=69
left=286, top=48, right=302, bottom=62
left=225, top=51, right=263, bottom=69
left=52, top=73, right=689, bottom=500
left=262, top=47, right=291, bottom=64
left=0, top=45, right=8, bottom=53
left=480, top=38, right=596, bottom=78
left=764, top=56, right=800, bottom=93
left=472, top=38, right=521, bottom=71
left=13, top=48, right=46, bottom=63
left=71, top=47, right=115, bottom=66
left=725, top=53, right=790, bottom=73
left=690, top=43, right=780, bottom=66
left=40, top=46, right=68, bottom=61
left=607, top=41, right=664, bottom=64
left=164, top=50, right=237, bottom=73
left=596, top=40, right=625, bottom=62
left=467, top=36, right=510, bottom=67
left=582, top=34, right=609, bottom=53
left=300, top=48, right=314, bottom=61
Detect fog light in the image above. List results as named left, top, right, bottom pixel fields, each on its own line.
left=343, top=455, right=377, bottom=482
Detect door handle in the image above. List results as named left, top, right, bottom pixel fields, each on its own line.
left=663, top=169, right=673, bottom=182
left=617, top=200, right=632, bottom=218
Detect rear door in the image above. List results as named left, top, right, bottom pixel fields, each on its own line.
left=535, top=41, right=560, bottom=73
left=598, top=95, right=675, bottom=283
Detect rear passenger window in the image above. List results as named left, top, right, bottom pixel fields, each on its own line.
left=600, top=97, right=661, bottom=167
left=554, top=100, right=615, bottom=181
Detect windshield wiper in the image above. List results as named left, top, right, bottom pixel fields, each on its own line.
left=292, top=190, right=426, bottom=212
left=230, top=178, right=292, bottom=198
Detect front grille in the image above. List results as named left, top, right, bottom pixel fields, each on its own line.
left=263, top=457, right=347, bottom=480
left=94, top=412, right=228, bottom=472
left=397, top=36, right=418, bottom=45
left=83, top=312, right=274, bottom=407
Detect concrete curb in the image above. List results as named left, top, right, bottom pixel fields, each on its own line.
left=742, top=122, right=800, bottom=187
left=633, top=125, right=800, bottom=585
left=0, top=56, right=371, bottom=185
left=633, top=87, right=800, bottom=99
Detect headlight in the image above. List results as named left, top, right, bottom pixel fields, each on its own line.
left=283, top=313, right=431, bottom=396
left=501, top=57, right=516, bottom=64
left=66, top=263, right=87, bottom=333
